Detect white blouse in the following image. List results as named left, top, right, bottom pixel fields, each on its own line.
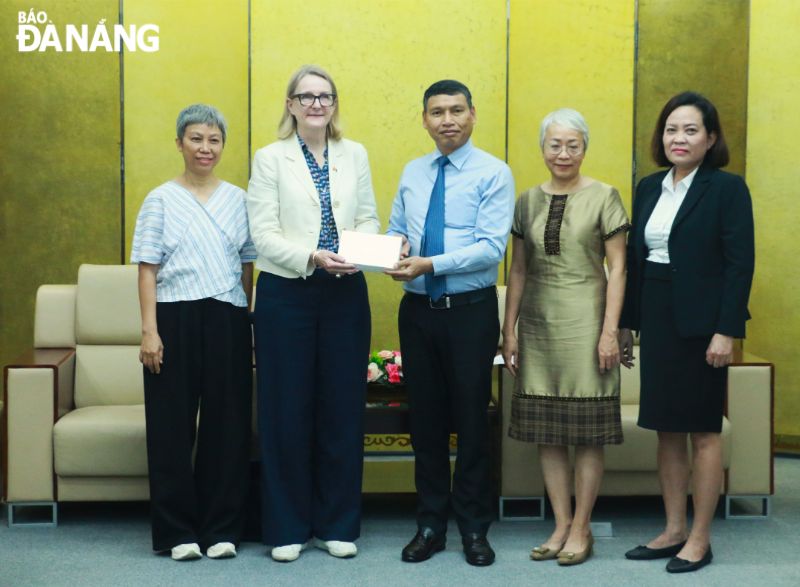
left=644, top=166, right=699, bottom=263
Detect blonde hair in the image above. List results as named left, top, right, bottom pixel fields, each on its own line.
left=277, top=65, right=342, bottom=140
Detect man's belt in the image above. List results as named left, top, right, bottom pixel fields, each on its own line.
left=407, top=286, right=496, bottom=310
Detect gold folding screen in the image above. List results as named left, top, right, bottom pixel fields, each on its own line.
left=250, top=0, right=508, bottom=350
left=747, top=0, right=800, bottom=441
left=508, top=0, right=635, bottom=210
left=123, top=0, right=249, bottom=247
left=3, top=1, right=797, bottom=442
left=635, top=0, right=749, bottom=183
left=0, top=0, right=121, bottom=368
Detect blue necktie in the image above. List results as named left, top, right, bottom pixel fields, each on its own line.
left=422, top=156, right=449, bottom=301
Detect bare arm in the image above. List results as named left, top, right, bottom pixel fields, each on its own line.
left=598, top=232, right=627, bottom=372
left=501, top=236, right=526, bottom=376
left=241, top=263, right=254, bottom=311
left=138, top=263, right=163, bottom=374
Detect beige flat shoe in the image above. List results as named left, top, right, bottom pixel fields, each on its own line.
left=557, top=536, right=594, bottom=566
left=530, top=544, right=562, bottom=561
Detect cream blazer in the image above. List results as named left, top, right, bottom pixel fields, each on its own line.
left=247, top=136, right=380, bottom=278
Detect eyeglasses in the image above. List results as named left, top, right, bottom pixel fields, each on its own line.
left=291, top=93, right=337, bottom=107
left=545, top=143, right=583, bottom=156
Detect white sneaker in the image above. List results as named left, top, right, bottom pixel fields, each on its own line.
left=271, top=542, right=307, bottom=562
left=314, top=538, right=358, bottom=558
left=207, top=542, right=237, bottom=559
left=171, top=543, right=202, bottom=561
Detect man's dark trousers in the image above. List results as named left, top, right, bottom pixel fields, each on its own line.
left=398, top=289, right=498, bottom=536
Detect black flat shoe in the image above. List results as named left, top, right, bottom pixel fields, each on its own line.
left=401, top=527, right=446, bottom=563
left=625, top=541, right=687, bottom=560
left=666, top=547, right=713, bottom=573
left=462, top=533, right=495, bottom=566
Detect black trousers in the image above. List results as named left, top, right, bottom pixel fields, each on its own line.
left=398, top=290, right=499, bottom=536
left=143, top=299, right=252, bottom=552
left=254, top=270, right=370, bottom=546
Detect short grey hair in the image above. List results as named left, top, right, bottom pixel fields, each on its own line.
left=176, top=104, right=228, bottom=144
left=539, top=108, right=589, bottom=151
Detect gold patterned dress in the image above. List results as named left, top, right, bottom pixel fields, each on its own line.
left=509, top=182, right=630, bottom=445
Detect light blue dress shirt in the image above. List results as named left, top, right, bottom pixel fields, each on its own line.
left=387, top=140, right=515, bottom=295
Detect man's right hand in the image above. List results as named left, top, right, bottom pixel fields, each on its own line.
left=385, top=256, right=433, bottom=281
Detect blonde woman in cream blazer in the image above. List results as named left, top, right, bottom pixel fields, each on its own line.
left=247, top=64, right=379, bottom=563
left=248, top=137, right=379, bottom=277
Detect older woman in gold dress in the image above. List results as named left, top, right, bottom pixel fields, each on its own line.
left=502, top=108, right=630, bottom=566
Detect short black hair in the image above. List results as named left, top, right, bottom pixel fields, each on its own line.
left=423, top=80, right=473, bottom=111
left=651, top=91, right=730, bottom=169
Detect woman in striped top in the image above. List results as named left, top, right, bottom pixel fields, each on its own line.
left=131, top=104, right=256, bottom=562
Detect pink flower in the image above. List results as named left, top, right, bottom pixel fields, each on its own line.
left=385, top=363, right=401, bottom=384
left=377, top=350, right=394, bottom=360
left=367, top=362, right=382, bottom=382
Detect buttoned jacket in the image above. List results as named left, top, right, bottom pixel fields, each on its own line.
left=620, top=165, right=754, bottom=338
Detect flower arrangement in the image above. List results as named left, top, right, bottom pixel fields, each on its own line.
left=367, top=350, right=403, bottom=385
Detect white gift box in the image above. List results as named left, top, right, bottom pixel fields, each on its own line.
left=338, top=231, right=403, bottom=272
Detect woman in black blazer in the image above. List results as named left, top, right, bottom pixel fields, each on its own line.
left=619, top=92, right=754, bottom=573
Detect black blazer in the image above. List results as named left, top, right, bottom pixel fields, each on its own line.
left=620, top=165, right=754, bottom=338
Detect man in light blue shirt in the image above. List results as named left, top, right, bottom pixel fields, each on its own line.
left=386, top=80, right=514, bottom=567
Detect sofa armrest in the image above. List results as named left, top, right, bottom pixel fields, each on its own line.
left=3, top=349, right=75, bottom=502
left=725, top=356, right=774, bottom=495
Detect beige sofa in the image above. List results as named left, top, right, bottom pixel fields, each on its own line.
left=496, top=286, right=774, bottom=520
left=3, top=265, right=147, bottom=525
left=3, top=268, right=774, bottom=526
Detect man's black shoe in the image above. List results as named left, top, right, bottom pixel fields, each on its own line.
left=401, top=527, right=446, bottom=562
left=462, top=533, right=495, bottom=566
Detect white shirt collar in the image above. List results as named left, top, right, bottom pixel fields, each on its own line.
left=662, top=165, right=700, bottom=194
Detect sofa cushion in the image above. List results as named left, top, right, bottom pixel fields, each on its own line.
left=34, top=284, right=77, bottom=348
left=605, top=405, right=732, bottom=471
left=74, top=345, right=144, bottom=407
left=76, top=264, right=141, bottom=345
left=54, top=405, right=147, bottom=476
